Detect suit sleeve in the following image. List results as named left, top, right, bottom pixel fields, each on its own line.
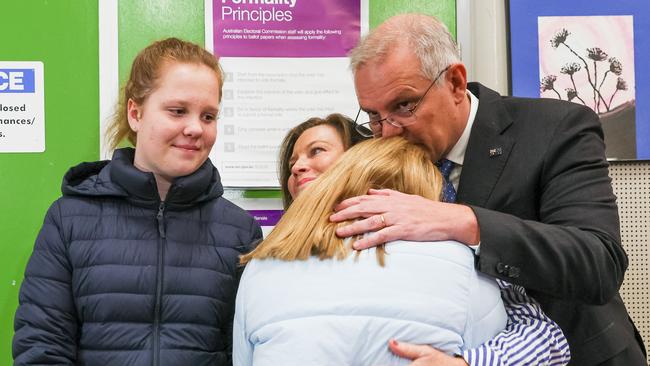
left=472, top=104, right=626, bottom=305
left=13, top=201, right=78, bottom=365
left=462, top=280, right=571, bottom=366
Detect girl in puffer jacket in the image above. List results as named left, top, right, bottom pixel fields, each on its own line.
left=13, top=38, right=262, bottom=366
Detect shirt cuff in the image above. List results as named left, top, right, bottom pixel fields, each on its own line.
left=468, top=242, right=481, bottom=255
left=462, top=344, right=503, bottom=366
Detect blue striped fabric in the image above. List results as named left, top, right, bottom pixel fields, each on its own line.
left=462, top=280, right=571, bottom=365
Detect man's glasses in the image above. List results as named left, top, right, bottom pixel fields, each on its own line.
left=354, top=66, right=450, bottom=137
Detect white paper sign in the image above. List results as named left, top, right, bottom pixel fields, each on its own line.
left=213, top=57, right=359, bottom=187
left=205, top=0, right=368, bottom=187
left=0, top=61, right=45, bottom=152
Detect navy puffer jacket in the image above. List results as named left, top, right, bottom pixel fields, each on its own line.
left=13, top=148, right=262, bottom=365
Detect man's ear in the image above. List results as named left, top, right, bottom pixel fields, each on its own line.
left=446, top=63, right=468, bottom=104
left=126, top=98, right=142, bottom=132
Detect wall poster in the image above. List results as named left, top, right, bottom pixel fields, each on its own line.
left=0, top=61, right=45, bottom=153
left=206, top=0, right=369, bottom=186
left=508, top=0, right=650, bottom=160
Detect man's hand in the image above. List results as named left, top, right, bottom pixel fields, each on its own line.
left=329, top=189, right=479, bottom=249
left=388, top=340, right=469, bottom=366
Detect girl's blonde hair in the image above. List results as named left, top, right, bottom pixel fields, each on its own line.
left=241, top=136, right=443, bottom=266
left=105, top=37, right=224, bottom=150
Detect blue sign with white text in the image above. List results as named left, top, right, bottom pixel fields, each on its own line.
left=0, top=69, right=35, bottom=93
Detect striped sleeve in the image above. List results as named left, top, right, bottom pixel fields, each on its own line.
left=462, top=280, right=571, bottom=366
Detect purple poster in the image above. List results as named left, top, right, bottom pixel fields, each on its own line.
left=248, top=209, right=284, bottom=226
left=213, top=0, right=361, bottom=57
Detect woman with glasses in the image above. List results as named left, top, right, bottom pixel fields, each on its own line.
left=234, top=137, right=508, bottom=365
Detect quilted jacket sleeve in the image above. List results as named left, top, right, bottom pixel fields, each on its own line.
left=13, top=200, right=78, bottom=365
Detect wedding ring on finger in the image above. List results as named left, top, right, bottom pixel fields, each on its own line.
left=379, top=214, right=386, bottom=228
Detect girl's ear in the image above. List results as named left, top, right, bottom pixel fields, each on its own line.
left=126, top=98, right=142, bottom=132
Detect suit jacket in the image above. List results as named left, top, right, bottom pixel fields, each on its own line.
left=459, top=83, right=645, bottom=365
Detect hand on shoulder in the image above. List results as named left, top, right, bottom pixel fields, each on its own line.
left=388, top=339, right=469, bottom=366
left=329, top=189, right=479, bottom=249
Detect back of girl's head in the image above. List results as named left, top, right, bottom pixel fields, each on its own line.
left=242, top=136, right=442, bottom=265
left=106, top=37, right=224, bottom=149
left=278, top=113, right=368, bottom=209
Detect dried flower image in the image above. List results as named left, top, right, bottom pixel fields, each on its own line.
left=538, top=15, right=637, bottom=159
left=540, top=28, right=630, bottom=113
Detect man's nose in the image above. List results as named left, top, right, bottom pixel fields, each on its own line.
left=381, top=121, right=403, bottom=137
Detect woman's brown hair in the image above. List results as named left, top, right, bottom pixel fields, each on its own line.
left=105, top=37, right=224, bottom=150
left=242, top=136, right=443, bottom=266
left=278, top=113, right=369, bottom=209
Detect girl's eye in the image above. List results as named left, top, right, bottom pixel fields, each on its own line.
left=203, top=113, right=216, bottom=122
left=169, top=108, right=185, bottom=116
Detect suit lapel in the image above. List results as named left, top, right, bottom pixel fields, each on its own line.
left=457, top=83, right=514, bottom=207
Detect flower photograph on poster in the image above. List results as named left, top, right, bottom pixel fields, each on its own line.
left=538, top=16, right=636, bottom=158
left=508, top=0, right=650, bottom=161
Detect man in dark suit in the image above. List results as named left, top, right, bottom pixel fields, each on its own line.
left=331, top=13, right=646, bottom=365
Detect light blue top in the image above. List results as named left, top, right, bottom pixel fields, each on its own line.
left=233, top=240, right=507, bottom=366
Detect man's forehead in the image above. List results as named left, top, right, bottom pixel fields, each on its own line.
left=354, top=64, right=428, bottom=109
left=355, top=48, right=425, bottom=86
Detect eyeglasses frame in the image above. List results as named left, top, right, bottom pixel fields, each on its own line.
left=354, top=65, right=451, bottom=137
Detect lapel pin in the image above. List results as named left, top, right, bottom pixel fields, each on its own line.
left=489, top=147, right=503, bottom=157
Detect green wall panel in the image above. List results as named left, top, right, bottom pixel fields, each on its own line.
left=369, top=0, right=457, bottom=36
left=118, top=0, right=205, bottom=86
left=0, top=1, right=99, bottom=363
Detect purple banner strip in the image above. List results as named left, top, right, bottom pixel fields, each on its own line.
left=213, top=0, right=360, bottom=57
left=248, top=209, right=284, bottom=226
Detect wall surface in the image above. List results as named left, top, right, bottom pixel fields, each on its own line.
left=0, top=1, right=99, bottom=362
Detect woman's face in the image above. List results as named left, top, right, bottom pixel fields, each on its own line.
left=287, top=125, right=346, bottom=199
left=127, top=61, right=220, bottom=183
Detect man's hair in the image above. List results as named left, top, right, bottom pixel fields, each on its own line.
left=106, top=37, right=224, bottom=150
left=349, top=13, right=461, bottom=83
left=241, top=136, right=443, bottom=266
left=278, top=113, right=368, bottom=209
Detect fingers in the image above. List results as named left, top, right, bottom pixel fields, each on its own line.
left=330, top=197, right=381, bottom=222
left=368, top=188, right=392, bottom=196
left=388, top=339, right=435, bottom=360
left=334, top=214, right=388, bottom=241
left=350, top=225, right=402, bottom=250
left=332, top=195, right=365, bottom=214
left=332, top=189, right=400, bottom=216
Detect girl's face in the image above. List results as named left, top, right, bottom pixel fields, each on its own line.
left=287, top=124, right=346, bottom=199
left=127, top=61, right=220, bottom=183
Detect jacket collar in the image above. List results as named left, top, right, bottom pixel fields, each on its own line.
left=62, top=148, right=224, bottom=210
left=456, top=83, right=515, bottom=206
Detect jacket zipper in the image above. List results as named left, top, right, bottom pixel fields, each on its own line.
left=153, top=201, right=166, bottom=366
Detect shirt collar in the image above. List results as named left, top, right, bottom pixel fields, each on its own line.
left=445, top=89, right=478, bottom=166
